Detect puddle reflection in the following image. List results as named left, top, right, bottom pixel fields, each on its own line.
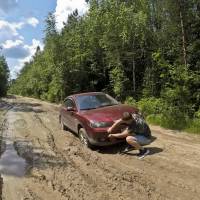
left=0, top=140, right=27, bottom=177
left=0, top=109, right=28, bottom=177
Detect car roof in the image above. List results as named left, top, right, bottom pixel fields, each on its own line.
left=68, top=92, right=106, bottom=99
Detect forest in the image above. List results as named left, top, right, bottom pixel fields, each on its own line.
left=0, top=55, right=9, bottom=97
left=9, top=0, right=200, bottom=133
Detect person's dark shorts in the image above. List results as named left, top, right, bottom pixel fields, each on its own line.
left=134, top=135, right=151, bottom=145
left=126, top=127, right=152, bottom=145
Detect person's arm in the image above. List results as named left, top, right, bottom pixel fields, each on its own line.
left=107, top=119, right=124, bottom=134
left=108, top=131, right=129, bottom=139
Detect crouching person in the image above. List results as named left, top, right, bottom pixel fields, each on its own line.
left=108, top=112, right=152, bottom=158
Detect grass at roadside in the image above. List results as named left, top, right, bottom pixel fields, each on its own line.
left=184, top=119, right=200, bottom=134
left=147, top=114, right=200, bottom=134
left=125, top=96, right=200, bottom=135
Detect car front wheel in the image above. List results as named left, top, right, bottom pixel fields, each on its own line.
left=60, top=116, right=67, bottom=131
left=79, top=128, right=94, bottom=149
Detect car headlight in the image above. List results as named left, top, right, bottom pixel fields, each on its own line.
left=90, top=120, right=111, bottom=128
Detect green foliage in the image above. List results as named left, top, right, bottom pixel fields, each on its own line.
left=124, top=96, right=137, bottom=107
left=136, top=96, right=199, bottom=133
left=186, top=109, right=200, bottom=134
left=110, top=65, right=128, bottom=99
left=186, top=119, right=200, bottom=134
left=146, top=114, right=164, bottom=126
left=0, top=56, right=9, bottom=96
left=137, top=97, right=165, bottom=117
left=194, top=109, right=200, bottom=119
left=9, top=0, right=200, bottom=133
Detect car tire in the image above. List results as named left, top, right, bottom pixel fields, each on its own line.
left=79, top=128, right=94, bottom=149
left=60, top=117, right=67, bottom=131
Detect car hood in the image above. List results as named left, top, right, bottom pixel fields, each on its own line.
left=80, top=104, right=138, bottom=122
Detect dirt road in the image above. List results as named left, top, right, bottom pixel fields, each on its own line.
left=0, top=96, right=200, bottom=200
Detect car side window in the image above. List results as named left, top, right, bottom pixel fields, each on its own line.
left=64, top=99, right=76, bottom=108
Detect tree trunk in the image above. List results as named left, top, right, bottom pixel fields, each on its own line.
left=132, top=56, right=136, bottom=93
left=132, top=39, right=136, bottom=94
left=178, top=1, right=187, bottom=67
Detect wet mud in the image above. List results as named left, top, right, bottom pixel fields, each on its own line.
left=0, top=96, right=200, bottom=200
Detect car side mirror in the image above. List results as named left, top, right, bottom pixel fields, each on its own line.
left=67, top=107, right=75, bottom=111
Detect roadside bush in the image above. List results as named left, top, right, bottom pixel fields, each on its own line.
left=160, top=87, right=192, bottom=130
left=161, top=107, right=189, bottom=129
left=194, top=109, right=200, bottom=119
left=124, top=96, right=137, bottom=107
left=125, top=96, right=197, bottom=131
left=146, top=114, right=164, bottom=126
left=186, top=118, right=200, bottom=134
left=185, top=109, right=200, bottom=134
left=137, top=97, right=165, bottom=117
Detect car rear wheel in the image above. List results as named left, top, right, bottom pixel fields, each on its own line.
left=79, top=128, right=94, bottom=149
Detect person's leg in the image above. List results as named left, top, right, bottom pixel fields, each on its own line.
left=126, top=135, right=150, bottom=158
left=126, top=136, right=143, bottom=150
left=108, top=129, right=130, bottom=142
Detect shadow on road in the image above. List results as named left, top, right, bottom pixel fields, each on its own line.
left=96, top=136, right=159, bottom=155
left=0, top=100, right=44, bottom=113
left=5, top=95, right=16, bottom=99
left=120, top=147, right=163, bottom=156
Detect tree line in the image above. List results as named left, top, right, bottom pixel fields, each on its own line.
left=0, top=55, right=9, bottom=97
left=9, top=0, right=200, bottom=132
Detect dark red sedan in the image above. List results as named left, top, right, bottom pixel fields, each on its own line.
left=59, top=92, right=140, bottom=148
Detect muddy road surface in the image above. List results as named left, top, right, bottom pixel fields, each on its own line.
left=0, top=96, right=200, bottom=200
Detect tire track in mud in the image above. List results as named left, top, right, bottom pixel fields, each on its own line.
left=0, top=102, right=13, bottom=200
left=1, top=97, right=200, bottom=200
left=31, top=113, right=160, bottom=200
left=33, top=113, right=57, bottom=152
left=1, top=102, right=114, bottom=200
left=31, top=113, right=102, bottom=199
left=0, top=103, right=66, bottom=200
left=0, top=101, right=54, bottom=200
left=32, top=113, right=111, bottom=199
left=62, top=144, right=158, bottom=200
left=0, top=101, right=156, bottom=200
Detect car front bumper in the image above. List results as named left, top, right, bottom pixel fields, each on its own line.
left=86, top=128, right=125, bottom=146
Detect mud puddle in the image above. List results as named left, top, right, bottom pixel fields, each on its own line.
left=0, top=139, right=27, bottom=177
left=0, top=110, right=29, bottom=178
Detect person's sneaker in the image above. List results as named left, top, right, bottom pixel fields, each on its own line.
left=137, top=148, right=150, bottom=159
left=122, top=145, right=134, bottom=153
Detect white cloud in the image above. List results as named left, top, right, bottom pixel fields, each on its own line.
left=0, top=20, right=21, bottom=42
left=54, top=0, right=88, bottom=31
left=0, top=18, right=40, bottom=79
left=18, top=39, right=44, bottom=70
left=2, top=39, right=23, bottom=49
left=8, top=39, right=44, bottom=79
left=24, top=39, right=44, bottom=58
left=2, top=39, right=29, bottom=59
left=26, top=17, right=39, bottom=27
left=0, top=18, right=39, bottom=44
left=0, top=0, right=18, bottom=14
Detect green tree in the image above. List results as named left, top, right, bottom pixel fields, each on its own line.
left=0, top=56, right=9, bottom=96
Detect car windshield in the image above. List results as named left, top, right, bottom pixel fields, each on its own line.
left=76, top=94, right=119, bottom=110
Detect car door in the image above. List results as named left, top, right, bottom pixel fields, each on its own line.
left=61, top=98, right=77, bottom=132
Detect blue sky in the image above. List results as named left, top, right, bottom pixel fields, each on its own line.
left=0, top=0, right=88, bottom=78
